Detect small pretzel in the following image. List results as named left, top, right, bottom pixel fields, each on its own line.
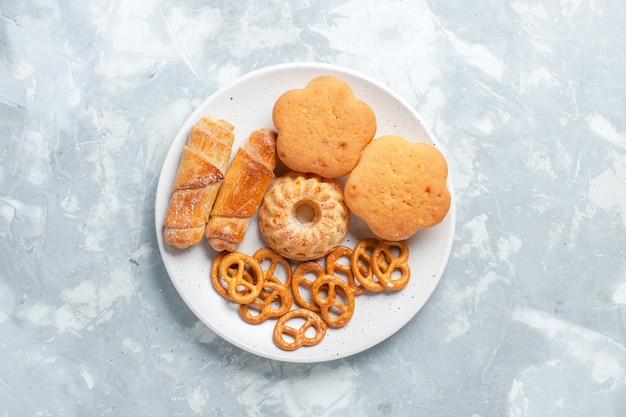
left=372, top=240, right=411, bottom=290
left=219, top=252, right=264, bottom=304
left=312, top=274, right=355, bottom=328
left=291, top=261, right=325, bottom=312
left=210, top=251, right=237, bottom=299
left=351, top=238, right=385, bottom=292
left=253, top=247, right=292, bottom=288
left=273, top=308, right=327, bottom=351
left=239, top=281, right=293, bottom=324
left=326, top=246, right=366, bottom=296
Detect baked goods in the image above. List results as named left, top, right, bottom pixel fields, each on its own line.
left=273, top=308, right=327, bottom=351
left=209, top=237, right=410, bottom=350
left=311, top=274, right=355, bottom=328
left=351, top=238, right=411, bottom=292
left=205, top=128, right=278, bottom=252
left=291, top=261, right=325, bottom=312
left=351, top=238, right=386, bottom=292
left=217, top=252, right=265, bottom=304
left=252, top=247, right=292, bottom=288
left=210, top=251, right=234, bottom=300
left=371, top=240, right=410, bottom=290
left=239, top=281, right=293, bottom=324
left=272, top=75, right=377, bottom=178
left=344, top=135, right=451, bottom=241
left=163, top=117, right=235, bottom=248
left=326, top=246, right=366, bottom=295
left=166, top=74, right=452, bottom=353
left=258, top=171, right=350, bottom=261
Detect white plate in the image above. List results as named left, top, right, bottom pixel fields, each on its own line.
left=155, top=62, right=456, bottom=363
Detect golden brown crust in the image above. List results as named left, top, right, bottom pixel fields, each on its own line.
left=259, top=172, right=350, bottom=261
left=344, top=135, right=450, bottom=241
left=171, top=146, right=225, bottom=191
left=272, top=76, right=376, bottom=178
left=205, top=128, right=278, bottom=252
left=187, top=125, right=233, bottom=170
left=211, top=151, right=273, bottom=217
left=218, top=252, right=265, bottom=304
left=351, top=237, right=385, bottom=292
left=371, top=240, right=411, bottom=290
left=163, top=226, right=205, bottom=249
left=325, top=246, right=367, bottom=296
left=164, top=188, right=218, bottom=229
left=311, top=274, right=355, bottom=328
left=204, top=216, right=249, bottom=251
left=273, top=308, right=327, bottom=350
left=163, top=117, right=234, bottom=249
left=252, top=247, right=292, bottom=288
left=245, top=127, right=278, bottom=170
left=291, top=261, right=325, bottom=312
left=239, top=281, right=293, bottom=324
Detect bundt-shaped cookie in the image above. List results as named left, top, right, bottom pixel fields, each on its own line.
left=259, top=172, right=349, bottom=261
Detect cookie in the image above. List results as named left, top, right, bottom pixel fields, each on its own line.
left=272, top=76, right=377, bottom=178
left=344, top=135, right=450, bottom=241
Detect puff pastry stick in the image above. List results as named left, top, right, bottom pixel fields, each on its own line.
left=163, top=117, right=235, bottom=248
left=205, top=128, right=278, bottom=252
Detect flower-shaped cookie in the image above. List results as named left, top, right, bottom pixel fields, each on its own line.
left=344, top=135, right=451, bottom=241
left=272, top=76, right=376, bottom=178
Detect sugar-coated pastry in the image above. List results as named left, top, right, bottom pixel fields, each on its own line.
left=163, top=117, right=235, bottom=248
left=205, top=128, right=278, bottom=252
left=259, top=171, right=349, bottom=261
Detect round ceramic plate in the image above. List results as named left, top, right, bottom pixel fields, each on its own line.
left=155, top=62, right=455, bottom=363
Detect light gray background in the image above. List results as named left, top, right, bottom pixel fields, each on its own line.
left=1, top=0, right=625, bottom=416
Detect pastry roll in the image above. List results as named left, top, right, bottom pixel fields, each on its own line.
left=163, top=117, right=235, bottom=248
left=205, top=128, right=278, bottom=252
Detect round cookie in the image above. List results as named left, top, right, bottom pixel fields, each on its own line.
left=344, top=135, right=450, bottom=241
left=272, top=76, right=376, bottom=178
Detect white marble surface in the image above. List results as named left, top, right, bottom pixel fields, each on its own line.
left=1, top=0, right=625, bottom=415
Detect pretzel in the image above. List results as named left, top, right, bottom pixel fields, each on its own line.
left=253, top=247, right=292, bottom=288
left=239, top=281, right=293, bottom=324
left=210, top=251, right=238, bottom=300
left=312, top=274, right=355, bottom=328
left=210, top=237, right=413, bottom=352
left=291, top=261, right=325, bottom=312
left=351, top=238, right=386, bottom=292
left=218, top=252, right=264, bottom=304
left=372, top=240, right=410, bottom=290
left=273, top=308, right=327, bottom=351
left=325, top=246, right=366, bottom=296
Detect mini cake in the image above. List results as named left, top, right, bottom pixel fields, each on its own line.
left=259, top=171, right=350, bottom=261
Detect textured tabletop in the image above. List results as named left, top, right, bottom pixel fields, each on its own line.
left=1, top=0, right=625, bottom=416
